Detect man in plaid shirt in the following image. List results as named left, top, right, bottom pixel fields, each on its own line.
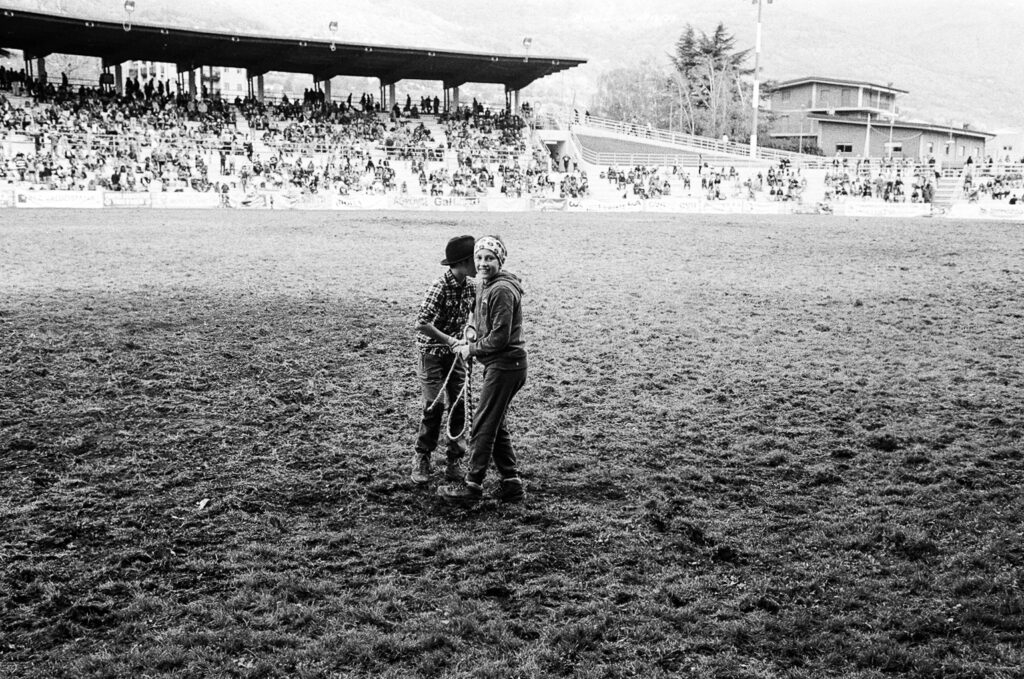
left=412, top=235, right=477, bottom=484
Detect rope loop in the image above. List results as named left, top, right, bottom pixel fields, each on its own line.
left=426, top=351, right=472, bottom=441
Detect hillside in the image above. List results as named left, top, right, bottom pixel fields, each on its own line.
left=4, top=0, right=1022, bottom=130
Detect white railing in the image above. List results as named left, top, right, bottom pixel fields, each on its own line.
left=574, top=114, right=824, bottom=164
left=577, top=149, right=699, bottom=169
left=573, top=134, right=817, bottom=170
left=964, top=162, right=1024, bottom=178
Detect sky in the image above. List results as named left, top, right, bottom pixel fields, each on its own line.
left=4, top=0, right=1023, bottom=129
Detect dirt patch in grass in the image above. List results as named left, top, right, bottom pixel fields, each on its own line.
left=2, top=210, right=1023, bottom=678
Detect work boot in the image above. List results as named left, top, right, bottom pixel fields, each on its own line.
left=444, top=456, right=466, bottom=482
left=410, top=453, right=431, bottom=485
left=437, top=480, right=483, bottom=504
left=495, top=477, right=525, bottom=503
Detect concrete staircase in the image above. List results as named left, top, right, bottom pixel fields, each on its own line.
left=931, top=171, right=964, bottom=208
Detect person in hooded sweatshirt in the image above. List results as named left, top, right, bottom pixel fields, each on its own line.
left=438, top=235, right=527, bottom=504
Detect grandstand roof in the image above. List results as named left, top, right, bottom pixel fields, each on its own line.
left=0, top=8, right=586, bottom=91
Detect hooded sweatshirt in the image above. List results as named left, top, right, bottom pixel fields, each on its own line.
left=468, top=271, right=527, bottom=370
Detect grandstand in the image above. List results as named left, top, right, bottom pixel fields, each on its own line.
left=2, top=7, right=1023, bottom=216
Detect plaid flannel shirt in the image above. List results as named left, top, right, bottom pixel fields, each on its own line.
left=416, top=270, right=476, bottom=356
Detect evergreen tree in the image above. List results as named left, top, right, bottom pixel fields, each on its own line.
left=591, top=22, right=772, bottom=144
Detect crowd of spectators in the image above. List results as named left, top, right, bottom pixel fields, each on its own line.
left=822, top=167, right=931, bottom=203
left=0, top=71, right=542, bottom=198
left=604, top=166, right=669, bottom=199
left=5, top=68, right=1022, bottom=207
left=598, top=163, right=810, bottom=202
left=963, top=167, right=1024, bottom=204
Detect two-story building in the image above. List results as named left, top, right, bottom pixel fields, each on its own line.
left=767, top=76, right=993, bottom=166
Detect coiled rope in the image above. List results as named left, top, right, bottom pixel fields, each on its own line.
left=426, top=323, right=476, bottom=441
left=426, top=353, right=472, bottom=441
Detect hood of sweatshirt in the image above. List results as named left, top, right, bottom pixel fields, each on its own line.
left=483, top=271, right=524, bottom=295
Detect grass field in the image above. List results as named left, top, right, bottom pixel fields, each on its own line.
left=2, top=210, right=1023, bottom=678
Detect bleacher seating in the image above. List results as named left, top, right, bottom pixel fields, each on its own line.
left=0, top=76, right=542, bottom=198
left=4, top=70, right=1021, bottom=209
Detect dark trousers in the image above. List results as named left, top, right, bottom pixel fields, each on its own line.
left=466, top=364, right=527, bottom=484
left=416, top=352, right=468, bottom=461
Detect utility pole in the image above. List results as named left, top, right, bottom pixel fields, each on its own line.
left=749, top=0, right=771, bottom=158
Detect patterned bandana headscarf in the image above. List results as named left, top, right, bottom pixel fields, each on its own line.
left=475, top=236, right=507, bottom=266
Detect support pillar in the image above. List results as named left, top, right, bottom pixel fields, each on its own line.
left=324, top=78, right=332, bottom=103
left=257, top=74, right=265, bottom=103
left=514, top=89, right=520, bottom=113
left=115, top=63, right=124, bottom=96
left=35, top=57, right=47, bottom=85
left=452, top=86, right=460, bottom=112
left=864, top=113, right=872, bottom=158
left=388, top=83, right=396, bottom=111
left=188, top=68, right=196, bottom=99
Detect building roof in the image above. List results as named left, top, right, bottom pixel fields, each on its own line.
left=0, top=8, right=586, bottom=91
left=772, top=76, right=908, bottom=95
left=806, top=114, right=994, bottom=139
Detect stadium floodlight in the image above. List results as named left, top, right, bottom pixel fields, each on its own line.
left=329, top=20, right=338, bottom=52
left=522, top=36, right=532, bottom=62
left=123, top=0, right=135, bottom=32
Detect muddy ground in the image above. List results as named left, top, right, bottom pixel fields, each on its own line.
left=1, top=210, right=1022, bottom=678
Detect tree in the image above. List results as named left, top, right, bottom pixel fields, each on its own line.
left=590, top=22, right=767, bottom=142
left=591, top=60, right=669, bottom=127
left=668, top=22, right=753, bottom=139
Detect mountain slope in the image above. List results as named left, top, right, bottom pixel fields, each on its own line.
left=4, top=0, right=1021, bottom=129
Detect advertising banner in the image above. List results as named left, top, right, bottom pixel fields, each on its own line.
left=484, top=197, right=532, bottom=212
left=224, top=190, right=269, bottom=209
left=293, top=193, right=335, bottom=210
left=976, top=205, right=1024, bottom=221
left=103, top=192, right=153, bottom=208
left=946, top=203, right=1024, bottom=221
left=14, top=190, right=104, bottom=209
left=256, top=191, right=327, bottom=210
left=333, top=195, right=390, bottom=210
left=428, top=196, right=483, bottom=211
left=532, top=196, right=569, bottom=212
left=702, top=199, right=757, bottom=214
left=150, top=192, right=222, bottom=209
left=385, top=195, right=484, bottom=211
left=389, top=195, right=432, bottom=210
left=830, top=202, right=931, bottom=218
left=567, top=198, right=641, bottom=212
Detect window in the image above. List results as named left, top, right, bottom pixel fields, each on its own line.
left=926, top=142, right=934, bottom=154
left=885, top=142, right=903, bottom=155
left=781, top=90, right=790, bottom=104
left=836, top=143, right=853, bottom=153
left=959, top=145, right=966, bottom=157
